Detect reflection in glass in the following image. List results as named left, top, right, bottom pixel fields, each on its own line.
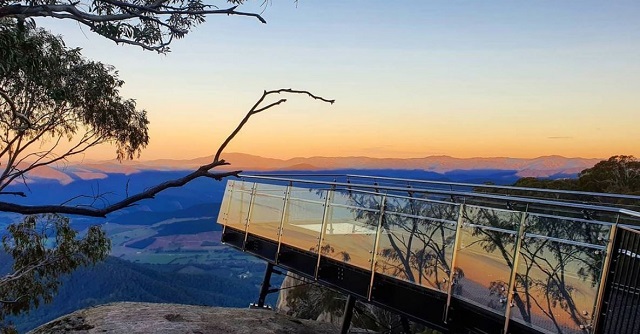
left=216, top=180, right=620, bottom=334
left=511, top=237, right=605, bottom=334
left=526, top=214, right=612, bottom=247
left=464, top=205, right=521, bottom=231
left=375, top=196, right=458, bottom=292
left=280, top=187, right=327, bottom=253
left=453, top=223, right=517, bottom=315
left=246, top=184, right=287, bottom=240
left=321, top=201, right=379, bottom=269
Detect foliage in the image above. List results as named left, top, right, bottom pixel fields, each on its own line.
left=0, top=214, right=110, bottom=326
left=0, top=0, right=261, bottom=53
left=0, top=19, right=149, bottom=192
left=3, top=256, right=263, bottom=332
left=512, top=177, right=579, bottom=191
left=578, top=155, right=640, bottom=194
left=0, top=0, right=331, bottom=329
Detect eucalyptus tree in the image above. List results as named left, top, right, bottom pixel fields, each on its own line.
left=0, top=0, right=264, bottom=53
left=0, top=12, right=333, bottom=327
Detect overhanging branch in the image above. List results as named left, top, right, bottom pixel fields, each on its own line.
left=0, top=3, right=267, bottom=52
left=0, top=88, right=334, bottom=217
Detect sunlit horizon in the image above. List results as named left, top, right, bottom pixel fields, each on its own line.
left=32, top=1, right=640, bottom=163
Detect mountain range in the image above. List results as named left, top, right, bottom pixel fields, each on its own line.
left=22, top=153, right=601, bottom=184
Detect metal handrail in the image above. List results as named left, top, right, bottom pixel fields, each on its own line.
left=345, top=174, right=640, bottom=201
left=243, top=173, right=640, bottom=202
left=238, top=174, right=640, bottom=219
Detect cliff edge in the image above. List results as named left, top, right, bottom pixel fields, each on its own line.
left=29, top=302, right=339, bottom=334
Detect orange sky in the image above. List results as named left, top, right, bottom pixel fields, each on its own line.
left=38, top=1, right=640, bottom=162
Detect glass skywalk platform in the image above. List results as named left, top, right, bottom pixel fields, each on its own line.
left=217, top=174, right=640, bottom=334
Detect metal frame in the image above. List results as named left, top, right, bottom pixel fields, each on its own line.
left=315, top=187, right=333, bottom=279
left=344, top=174, right=640, bottom=202
left=274, top=184, right=291, bottom=264
left=444, top=203, right=465, bottom=324
left=219, top=176, right=640, bottom=334
left=368, top=194, right=387, bottom=300
left=503, top=207, right=529, bottom=333
left=239, top=174, right=640, bottom=220
left=591, top=220, right=618, bottom=331
left=241, top=182, right=258, bottom=250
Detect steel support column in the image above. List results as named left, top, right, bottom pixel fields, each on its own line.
left=257, top=262, right=275, bottom=307
left=341, top=294, right=356, bottom=334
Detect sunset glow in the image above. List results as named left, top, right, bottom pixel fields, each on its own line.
left=38, top=1, right=640, bottom=161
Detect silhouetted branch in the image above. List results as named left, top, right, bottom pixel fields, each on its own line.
left=0, top=89, right=333, bottom=217
left=214, top=88, right=334, bottom=162
left=0, top=3, right=266, bottom=52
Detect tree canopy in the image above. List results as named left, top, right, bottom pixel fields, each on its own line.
left=0, top=2, right=333, bottom=328
left=0, top=0, right=263, bottom=52
left=0, top=19, right=149, bottom=194
left=0, top=214, right=110, bottom=323
left=578, top=155, right=640, bottom=194
left=511, top=155, right=640, bottom=196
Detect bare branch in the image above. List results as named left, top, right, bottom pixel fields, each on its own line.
left=0, top=4, right=267, bottom=52
left=0, top=4, right=266, bottom=24
left=0, top=162, right=239, bottom=217
left=214, top=88, right=334, bottom=162
left=0, top=89, right=334, bottom=217
left=0, top=88, right=31, bottom=130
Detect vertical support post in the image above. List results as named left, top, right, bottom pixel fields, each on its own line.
left=220, top=180, right=235, bottom=236
left=257, top=262, right=275, bottom=308
left=592, top=220, right=618, bottom=333
left=341, top=294, right=356, bottom=334
left=503, top=206, right=529, bottom=334
left=368, top=194, right=387, bottom=300
left=315, top=186, right=334, bottom=279
left=443, top=203, right=465, bottom=323
left=275, top=184, right=292, bottom=264
left=242, top=182, right=258, bottom=250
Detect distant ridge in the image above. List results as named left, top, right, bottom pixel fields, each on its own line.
left=20, top=153, right=602, bottom=183
left=127, top=153, right=600, bottom=177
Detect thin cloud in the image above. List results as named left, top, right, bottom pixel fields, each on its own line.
left=547, top=136, right=573, bottom=140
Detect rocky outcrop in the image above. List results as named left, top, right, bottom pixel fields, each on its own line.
left=276, top=272, right=308, bottom=315
left=276, top=273, right=344, bottom=327
left=29, top=302, right=339, bottom=334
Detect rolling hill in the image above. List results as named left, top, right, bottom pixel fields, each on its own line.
left=15, top=154, right=601, bottom=185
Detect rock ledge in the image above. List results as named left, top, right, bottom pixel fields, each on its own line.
left=29, top=302, right=339, bottom=334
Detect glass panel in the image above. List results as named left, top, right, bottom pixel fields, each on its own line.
left=246, top=184, right=287, bottom=240
left=320, top=191, right=380, bottom=269
left=224, top=181, right=253, bottom=231
left=280, top=187, right=327, bottom=253
left=453, top=210, right=519, bottom=315
left=525, top=214, right=612, bottom=247
left=375, top=196, right=458, bottom=292
left=511, top=237, right=605, bottom=334
left=217, top=180, right=233, bottom=225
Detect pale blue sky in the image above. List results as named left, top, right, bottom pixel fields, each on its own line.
left=39, top=1, right=640, bottom=160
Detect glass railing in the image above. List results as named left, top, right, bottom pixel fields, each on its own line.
left=218, top=178, right=640, bottom=334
